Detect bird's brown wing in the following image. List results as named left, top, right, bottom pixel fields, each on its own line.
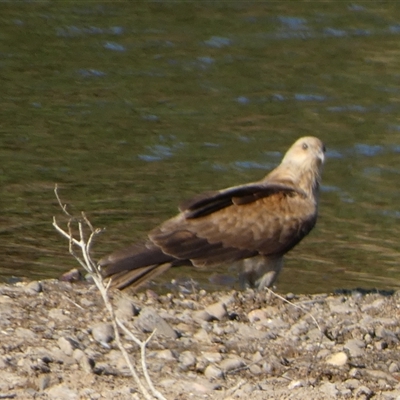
left=150, top=182, right=317, bottom=267
left=178, top=182, right=303, bottom=218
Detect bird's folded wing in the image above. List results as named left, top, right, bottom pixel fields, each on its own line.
left=151, top=182, right=316, bottom=266
left=179, top=181, right=304, bottom=218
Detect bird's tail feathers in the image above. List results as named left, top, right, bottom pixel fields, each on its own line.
left=106, top=262, right=173, bottom=290
left=98, top=243, right=176, bottom=290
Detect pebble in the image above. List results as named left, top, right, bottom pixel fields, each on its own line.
left=58, top=337, right=74, bottom=356
left=204, top=364, right=223, bottom=379
left=219, top=355, right=245, bottom=372
left=46, top=384, right=79, bottom=400
left=179, top=351, right=196, bottom=370
left=91, top=323, right=114, bottom=346
left=25, top=280, right=43, bottom=293
left=15, top=327, right=37, bottom=340
left=326, top=351, right=348, bottom=366
left=115, top=297, right=140, bottom=320
left=204, top=301, right=228, bottom=320
left=344, top=338, right=365, bottom=357
left=319, top=382, right=339, bottom=398
left=154, top=349, right=176, bottom=361
left=135, top=307, right=178, bottom=338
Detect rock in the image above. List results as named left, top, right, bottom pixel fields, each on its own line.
left=288, top=380, right=304, bottom=389
left=38, top=374, right=51, bottom=391
left=249, top=364, right=262, bottom=375
left=15, top=327, right=37, bottom=340
left=204, top=301, right=228, bottom=320
left=365, top=369, right=397, bottom=383
left=59, top=268, right=82, bottom=283
left=135, top=307, right=178, bottom=339
left=154, top=349, right=176, bottom=361
left=326, top=351, right=348, bottom=366
left=290, top=320, right=309, bottom=336
left=25, top=280, right=43, bottom=293
left=319, top=382, right=339, bottom=398
left=204, top=364, right=223, bottom=379
left=73, top=349, right=93, bottom=373
left=247, top=309, right=267, bottom=323
left=201, top=352, right=223, bottom=363
left=344, top=379, right=361, bottom=390
left=344, top=338, right=365, bottom=357
left=193, top=328, right=211, bottom=342
left=219, top=355, right=245, bottom=372
left=46, top=384, right=79, bottom=400
left=115, top=297, right=140, bottom=320
left=91, top=323, right=114, bottom=346
left=58, top=337, right=74, bottom=356
left=388, top=362, right=399, bottom=373
left=192, top=310, right=214, bottom=322
left=354, top=385, right=373, bottom=399
left=179, top=351, right=196, bottom=370
left=375, top=341, right=388, bottom=350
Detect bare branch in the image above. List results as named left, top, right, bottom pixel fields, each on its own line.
left=53, top=185, right=165, bottom=400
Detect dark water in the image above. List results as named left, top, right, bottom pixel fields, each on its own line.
left=1, top=2, right=399, bottom=294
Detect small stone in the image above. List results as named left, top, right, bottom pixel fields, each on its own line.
left=115, top=297, right=139, bottom=320
left=326, top=351, right=348, bottom=366
left=288, top=380, right=304, bottom=389
left=249, top=364, right=262, bottom=375
left=205, top=302, right=228, bottom=320
left=344, top=338, right=365, bottom=357
left=194, top=328, right=211, bottom=342
left=389, top=362, right=399, bottom=373
left=204, top=364, right=223, bottom=379
left=247, top=309, right=267, bottom=323
left=201, top=352, right=223, bottom=364
left=366, top=369, right=397, bottom=383
left=38, top=375, right=51, bottom=391
left=193, top=310, right=214, bottom=322
left=73, top=349, right=93, bottom=373
left=58, top=337, right=74, bottom=356
left=25, top=280, right=43, bottom=293
left=354, top=385, right=373, bottom=398
left=179, top=351, right=196, bottom=370
left=91, top=323, right=114, bottom=346
left=319, top=382, right=338, bottom=398
left=59, top=268, right=82, bottom=283
left=349, top=368, right=361, bottom=379
left=46, top=384, right=79, bottom=400
left=154, top=349, right=176, bottom=361
left=15, top=327, right=37, bottom=341
left=375, top=341, right=388, bottom=350
left=219, top=355, right=245, bottom=372
left=135, top=307, right=178, bottom=339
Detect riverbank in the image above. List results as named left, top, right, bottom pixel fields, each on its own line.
left=1, top=279, right=400, bottom=399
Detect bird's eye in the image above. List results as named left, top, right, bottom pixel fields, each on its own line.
left=302, top=143, right=308, bottom=150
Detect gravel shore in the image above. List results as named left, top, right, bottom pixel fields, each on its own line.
left=1, top=279, right=400, bottom=399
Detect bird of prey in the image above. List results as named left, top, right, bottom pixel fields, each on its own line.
left=100, top=136, right=325, bottom=291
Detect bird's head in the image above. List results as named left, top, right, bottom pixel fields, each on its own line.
left=281, top=136, right=325, bottom=170
left=270, top=136, right=326, bottom=197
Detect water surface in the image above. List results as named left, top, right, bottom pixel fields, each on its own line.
left=1, top=2, right=400, bottom=294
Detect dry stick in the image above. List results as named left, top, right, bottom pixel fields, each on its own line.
left=116, top=321, right=166, bottom=400
left=53, top=186, right=166, bottom=400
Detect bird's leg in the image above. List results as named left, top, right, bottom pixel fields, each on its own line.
left=239, top=256, right=283, bottom=290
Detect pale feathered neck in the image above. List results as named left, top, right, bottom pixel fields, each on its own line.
left=266, top=161, right=321, bottom=200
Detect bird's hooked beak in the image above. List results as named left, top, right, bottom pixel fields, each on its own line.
left=316, top=143, right=326, bottom=166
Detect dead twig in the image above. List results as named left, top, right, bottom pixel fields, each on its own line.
left=53, top=185, right=166, bottom=400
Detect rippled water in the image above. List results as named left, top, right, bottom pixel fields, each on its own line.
left=1, top=2, right=399, bottom=293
